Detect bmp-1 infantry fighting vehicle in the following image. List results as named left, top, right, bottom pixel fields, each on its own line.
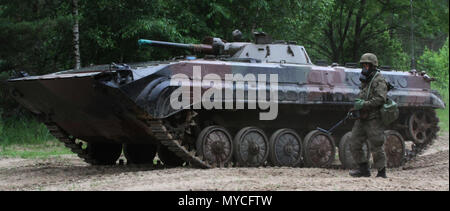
left=7, top=32, right=445, bottom=169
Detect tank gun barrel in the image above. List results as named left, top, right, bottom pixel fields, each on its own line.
left=138, top=39, right=214, bottom=54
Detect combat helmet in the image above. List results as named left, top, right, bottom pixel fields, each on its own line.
left=232, top=29, right=243, bottom=41
left=359, top=53, right=378, bottom=67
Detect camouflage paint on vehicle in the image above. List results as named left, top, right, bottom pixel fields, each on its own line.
left=6, top=33, right=445, bottom=168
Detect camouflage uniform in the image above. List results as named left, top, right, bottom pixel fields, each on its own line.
left=350, top=70, right=388, bottom=170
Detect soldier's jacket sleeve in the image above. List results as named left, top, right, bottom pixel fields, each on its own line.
left=363, top=74, right=387, bottom=109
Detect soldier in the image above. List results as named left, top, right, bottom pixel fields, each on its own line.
left=349, top=53, right=388, bottom=178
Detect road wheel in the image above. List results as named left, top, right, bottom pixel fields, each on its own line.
left=269, top=129, right=303, bottom=167
left=86, top=142, right=123, bottom=165
left=338, top=131, right=371, bottom=169
left=196, top=126, right=233, bottom=167
left=406, top=110, right=439, bottom=145
left=233, top=127, right=269, bottom=167
left=384, top=130, right=406, bottom=168
left=303, top=130, right=335, bottom=168
left=158, top=145, right=185, bottom=167
left=123, top=143, right=157, bottom=164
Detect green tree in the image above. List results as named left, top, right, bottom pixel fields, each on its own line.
left=0, top=0, right=74, bottom=74
left=418, top=37, right=449, bottom=89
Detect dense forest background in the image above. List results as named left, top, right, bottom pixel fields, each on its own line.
left=0, top=0, right=448, bottom=144
left=0, top=0, right=448, bottom=71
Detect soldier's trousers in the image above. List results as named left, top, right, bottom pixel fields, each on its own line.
left=349, top=118, right=387, bottom=170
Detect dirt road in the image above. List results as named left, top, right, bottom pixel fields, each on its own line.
left=0, top=133, right=447, bottom=191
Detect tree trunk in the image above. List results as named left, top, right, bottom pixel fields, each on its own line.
left=72, top=0, right=81, bottom=70
left=352, top=0, right=366, bottom=62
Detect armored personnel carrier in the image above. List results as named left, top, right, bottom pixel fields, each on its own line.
left=7, top=32, right=445, bottom=169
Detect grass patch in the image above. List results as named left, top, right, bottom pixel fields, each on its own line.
left=0, top=140, right=73, bottom=159
left=0, top=117, right=54, bottom=146
left=0, top=117, right=73, bottom=158
left=434, top=86, right=449, bottom=133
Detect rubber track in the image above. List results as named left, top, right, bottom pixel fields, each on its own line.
left=142, top=109, right=441, bottom=169
left=43, top=119, right=212, bottom=168
left=144, top=119, right=212, bottom=169
left=44, top=122, right=100, bottom=165
left=44, top=109, right=440, bottom=169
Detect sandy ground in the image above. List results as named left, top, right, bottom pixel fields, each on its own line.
left=0, top=133, right=447, bottom=191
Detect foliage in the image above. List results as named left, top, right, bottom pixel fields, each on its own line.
left=0, top=108, right=3, bottom=138
left=435, top=86, right=449, bottom=133
left=418, top=38, right=449, bottom=132
left=418, top=38, right=449, bottom=89
left=0, top=117, right=54, bottom=146
left=0, top=0, right=74, bottom=74
left=0, top=0, right=448, bottom=70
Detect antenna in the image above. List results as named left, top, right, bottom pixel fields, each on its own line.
left=410, top=0, right=416, bottom=70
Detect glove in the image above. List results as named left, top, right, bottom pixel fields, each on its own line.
left=354, top=98, right=365, bottom=110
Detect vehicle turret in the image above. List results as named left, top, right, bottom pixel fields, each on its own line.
left=139, top=32, right=312, bottom=64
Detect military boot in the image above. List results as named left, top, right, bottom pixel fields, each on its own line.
left=376, top=167, right=387, bottom=178
left=349, top=162, right=371, bottom=177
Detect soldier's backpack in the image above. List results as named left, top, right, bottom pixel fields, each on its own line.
left=367, top=72, right=399, bottom=126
